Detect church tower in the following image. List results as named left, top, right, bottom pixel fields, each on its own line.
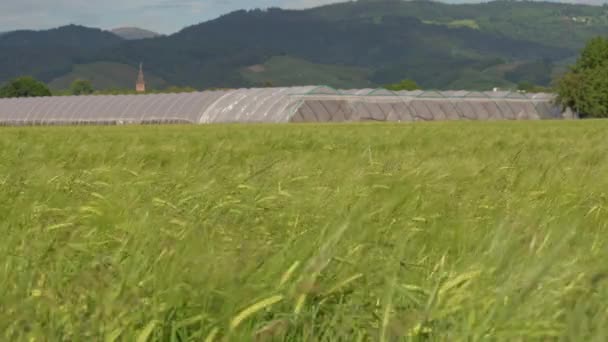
left=136, top=62, right=146, bottom=93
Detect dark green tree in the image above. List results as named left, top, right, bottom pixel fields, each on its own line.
left=384, top=79, right=420, bottom=91
left=70, top=79, right=94, bottom=95
left=0, top=76, right=52, bottom=98
left=556, top=37, right=608, bottom=118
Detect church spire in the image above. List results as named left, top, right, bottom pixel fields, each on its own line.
left=136, top=62, right=146, bottom=93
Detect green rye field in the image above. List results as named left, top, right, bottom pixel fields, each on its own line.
left=1, top=122, right=607, bottom=341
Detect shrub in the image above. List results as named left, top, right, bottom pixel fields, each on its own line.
left=0, top=76, right=52, bottom=98
left=70, top=79, right=94, bottom=95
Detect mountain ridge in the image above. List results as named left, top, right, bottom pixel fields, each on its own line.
left=2, top=0, right=608, bottom=90
left=110, top=27, right=162, bottom=40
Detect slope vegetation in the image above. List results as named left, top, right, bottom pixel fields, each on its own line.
left=49, top=62, right=168, bottom=90
left=0, top=25, right=124, bottom=82
left=2, top=1, right=608, bottom=90
left=99, top=7, right=571, bottom=89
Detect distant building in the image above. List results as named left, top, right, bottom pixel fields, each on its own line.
left=136, top=63, right=146, bottom=93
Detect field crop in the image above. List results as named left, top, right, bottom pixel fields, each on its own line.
left=0, top=121, right=607, bottom=341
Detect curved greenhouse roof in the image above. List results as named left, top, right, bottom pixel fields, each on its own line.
left=0, top=86, right=576, bottom=126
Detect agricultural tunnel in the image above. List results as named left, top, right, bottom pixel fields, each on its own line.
left=0, top=86, right=576, bottom=126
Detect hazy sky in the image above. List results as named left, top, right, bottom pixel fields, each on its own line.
left=0, top=0, right=604, bottom=34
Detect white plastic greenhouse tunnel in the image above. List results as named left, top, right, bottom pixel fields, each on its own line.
left=0, top=86, right=577, bottom=126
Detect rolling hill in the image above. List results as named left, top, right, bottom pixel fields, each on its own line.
left=0, top=25, right=124, bottom=83
left=2, top=0, right=608, bottom=90
left=240, top=56, right=375, bottom=88
left=97, top=4, right=573, bottom=89
left=0, top=24, right=122, bottom=49
left=110, top=27, right=162, bottom=40
left=48, top=62, right=168, bottom=90
left=311, top=0, right=608, bottom=50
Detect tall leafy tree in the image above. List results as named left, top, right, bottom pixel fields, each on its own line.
left=0, top=76, right=52, bottom=98
left=70, top=79, right=94, bottom=95
left=557, top=37, right=608, bottom=118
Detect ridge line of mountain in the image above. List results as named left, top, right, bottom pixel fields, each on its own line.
left=1, top=0, right=606, bottom=90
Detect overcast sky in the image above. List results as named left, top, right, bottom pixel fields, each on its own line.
left=0, top=0, right=604, bottom=34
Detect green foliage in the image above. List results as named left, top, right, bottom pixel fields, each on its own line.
left=573, top=36, right=608, bottom=72
left=50, top=89, right=72, bottom=96
left=384, top=79, right=420, bottom=91
left=505, top=59, right=554, bottom=86
left=423, top=19, right=480, bottom=30
left=1, top=122, right=608, bottom=340
left=517, top=81, right=552, bottom=93
left=0, top=76, right=51, bottom=98
left=101, top=86, right=199, bottom=95
left=447, top=19, right=480, bottom=30
left=0, top=25, right=124, bottom=84
left=0, top=1, right=590, bottom=90
left=160, top=86, right=198, bottom=93
left=70, top=79, right=94, bottom=95
left=48, top=62, right=169, bottom=91
left=53, top=85, right=199, bottom=96
left=240, top=56, right=373, bottom=89
left=8, top=0, right=608, bottom=91
left=151, top=7, right=568, bottom=89
left=557, top=37, right=608, bottom=118
left=92, top=88, right=138, bottom=95
left=313, top=0, right=608, bottom=50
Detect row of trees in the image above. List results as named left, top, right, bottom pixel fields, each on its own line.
left=382, top=79, right=550, bottom=93
left=0, top=77, right=97, bottom=98
left=0, top=78, right=198, bottom=98
left=0, top=75, right=546, bottom=98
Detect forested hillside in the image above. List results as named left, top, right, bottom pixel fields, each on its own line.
left=0, top=25, right=125, bottom=83
left=1, top=0, right=608, bottom=90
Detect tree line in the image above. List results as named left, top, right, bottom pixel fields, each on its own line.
left=0, top=78, right=199, bottom=98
